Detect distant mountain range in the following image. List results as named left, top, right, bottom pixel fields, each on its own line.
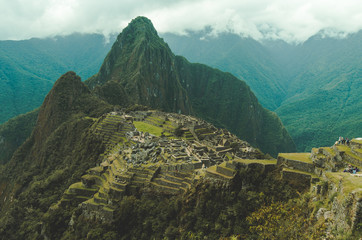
left=163, top=30, right=362, bottom=151
left=0, top=17, right=295, bottom=238
left=0, top=17, right=360, bottom=239
left=0, top=19, right=361, bottom=153
left=0, top=33, right=115, bottom=123
left=85, top=17, right=294, bottom=156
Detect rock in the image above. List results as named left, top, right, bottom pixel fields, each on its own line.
left=316, top=208, right=327, bottom=220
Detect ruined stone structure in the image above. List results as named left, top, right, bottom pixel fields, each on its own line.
left=53, top=110, right=361, bottom=233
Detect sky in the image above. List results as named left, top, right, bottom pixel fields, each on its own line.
left=1, top=0, right=362, bottom=43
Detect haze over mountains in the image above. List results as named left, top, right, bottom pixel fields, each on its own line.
left=0, top=16, right=361, bottom=239
left=0, top=33, right=115, bottom=123
left=0, top=18, right=361, bottom=153
left=163, top=30, right=362, bottom=151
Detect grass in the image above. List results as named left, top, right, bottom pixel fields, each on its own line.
left=133, top=121, right=164, bottom=136
left=282, top=168, right=318, bottom=178
left=354, top=148, right=362, bottom=154
left=320, top=147, right=335, bottom=156
left=206, top=165, right=234, bottom=179
left=233, top=159, right=277, bottom=165
left=336, top=145, right=362, bottom=161
left=325, top=172, right=362, bottom=198
left=69, top=182, right=98, bottom=191
left=279, top=153, right=312, bottom=163
left=352, top=139, right=362, bottom=144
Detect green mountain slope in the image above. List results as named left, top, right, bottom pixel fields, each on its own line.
left=175, top=56, right=294, bottom=156
left=0, top=71, right=359, bottom=239
left=163, top=32, right=286, bottom=110
left=0, top=34, right=114, bottom=123
left=163, top=31, right=362, bottom=152
left=86, top=17, right=295, bottom=156
left=274, top=33, right=362, bottom=151
left=0, top=72, right=112, bottom=239
left=0, top=109, right=38, bottom=164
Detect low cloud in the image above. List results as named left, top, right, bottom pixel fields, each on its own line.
left=1, top=0, right=361, bottom=43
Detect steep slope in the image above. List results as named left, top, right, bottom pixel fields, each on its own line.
left=163, top=32, right=286, bottom=110
left=163, top=30, right=362, bottom=152
left=0, top=33, right=114, bottom=123
left=86, top=17, right=191, bottom=114
left=0, top=72, right=112, bottom=239
left=0, top=73, right=359, bottom=239
left=0, top=109, right=38, bottom=164
left=86, top=16, right=295, bottom=156
left=175, top=56, right=294, bottom=156
left=273, top=32, right=362, bottom=151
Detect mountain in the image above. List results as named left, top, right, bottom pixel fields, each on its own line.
left=0, top=72, right=360, bottom=239
left=0, top=17, right=294, bottom=167
left=86, top=16, right=295, bottom=156
left=0, top=72, right=112, bottom=239
left=0, top=109, right=38, bottom=164
left=0, top=18, right=360, bottom=239
left=0, top=33, right=115, bottom=124
left=272, top=32, right=362, bottom=151
left=163, top=31, right=362, bottom=151
left=162, top=32, right=286, bottom=111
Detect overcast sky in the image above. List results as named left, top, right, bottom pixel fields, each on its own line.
left=1, top=0, right=362, bottom=43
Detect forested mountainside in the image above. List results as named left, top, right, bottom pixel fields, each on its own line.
left=163, top=31, right=362, bottom=151
left=0, top=17, right=295, bottom=176
left=0, top=33, right=115, bottom=123
left=0, top=71, right=360, bottom=239
left=162, top=32, right=286, bottom=111
left=2, top=19, right=359, bottom=153
left=86, top=17, right=295, bottom=156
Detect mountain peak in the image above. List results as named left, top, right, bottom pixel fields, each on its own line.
left=118, top=16, right=160, bottom=47
left=86, top=16, right=191, bottom=114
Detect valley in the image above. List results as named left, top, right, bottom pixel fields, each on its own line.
left=0, top=16, right=361, bottom=239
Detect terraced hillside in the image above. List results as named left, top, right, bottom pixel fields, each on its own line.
left=52, top=110, right=267, bottom=221
left=50, top=107, right=361, bottom=232
left=277, top=138, right=362, bottom=233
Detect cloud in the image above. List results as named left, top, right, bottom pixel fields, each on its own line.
left=1, top=0, right=361, bottom=43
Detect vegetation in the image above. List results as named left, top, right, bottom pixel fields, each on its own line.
left=0, top=33, right=114, bottom=123
left=0, top=108, right=38, bottom=164
left=164, top=30, right=362, bottom=152
left=85, top=16, right=296, bottom=156
left=279, top=153, right=312, bottom=163
left=0, top=69, right=360, bottom=239
left=133, top=121, right=164, bottom=136
left=45, top=165, right=302, bottom=239
left=0, top=72, right=112, bottom=239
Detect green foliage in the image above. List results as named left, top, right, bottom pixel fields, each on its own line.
left=0, top=108, right=38, bottom=164
left=164, top=30, right=362, bottom=152
left=0, top=72, right=112, bottom=239
left=175, top=56, right=295, bottom=156
left=0, top=33, right=114, bottom=123
left=57, top=166, right=299, bottom=239
left=163, top=32, right=286, bottom=111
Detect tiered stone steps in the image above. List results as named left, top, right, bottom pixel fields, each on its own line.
left=80, top=198, right=115, bottom=222
left=277, top=153, right=320, bottom=188
left=149, top=170, right=193, bottom=194
left=334, top=144, right=362, bottom=167
left=93, top=114, right=133, bottom=153
left=59, top=182, right=98, bottom=207
left=194, top=127, right=216, bottom=140
left=205, top=161, right=237, bottom=181
left=278, top=153, right=315, bottom=173
left=144, top=116, right=165, bottom=127
left=162, top=121, right=177, bottom=133
left=230, top=158, right=277, bottom=173
left=183, top=129, right=195, bottom=141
